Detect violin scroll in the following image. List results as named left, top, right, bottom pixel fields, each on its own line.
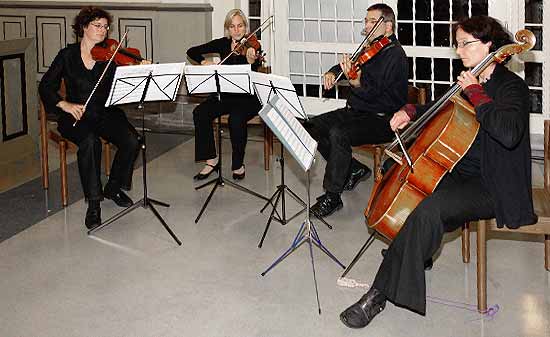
left=493, top=29, right=535, bottom=63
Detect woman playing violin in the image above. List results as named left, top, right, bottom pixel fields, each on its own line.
left=187, top=8, right=263, bottom=181
left=340, top=16, right=537, bottom=329
left=39, top=6, right=142, bottom=229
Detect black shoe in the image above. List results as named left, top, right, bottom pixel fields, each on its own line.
left=381, top=248, right=433, bottom=270
left=104, top=188, right=134, bottom=207
left=85, top=206, right=101, bottom=229
left=193, top=162, right=219, bottom=180
left=343, top=165, right=372, bottom=191
left=340, top=287, right=387, bottom=329
left=310, top=193, right=343, bottom=217
left=232, top=165, right=245, bottom=180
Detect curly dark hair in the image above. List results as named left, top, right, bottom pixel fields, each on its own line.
left=453, top=16, right=513, bottom=52
left=72, top=6, right=112, bottom=38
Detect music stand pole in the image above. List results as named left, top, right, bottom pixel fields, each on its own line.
left=194, top=70, right=268, bottom=224
left=89, top=71, right=182, bottom=246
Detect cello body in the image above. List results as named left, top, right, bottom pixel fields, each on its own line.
left=365, top=95, right=479, bottom=240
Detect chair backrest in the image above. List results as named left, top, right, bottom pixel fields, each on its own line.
left=544, top=120, right=549, bottom=191
left=407, top=85, right=427, bottom=105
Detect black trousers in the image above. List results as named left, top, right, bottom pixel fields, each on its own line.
left=372, top=171, right=496, bottom=315
left=305, top=107, right=394, bottom=194
left=57, top=107, right=140, bottom=201
left=193, top=94, right=261, bottom=171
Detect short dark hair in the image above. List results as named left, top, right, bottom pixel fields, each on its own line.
left=72, top=6, right=112, bottom=38
left=367, top=3, right=396, bottom=33
left=453, top=16, right=513, bottom=52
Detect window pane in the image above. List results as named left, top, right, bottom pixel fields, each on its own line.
left=353, top=21, right=363, bottom=43
left=416, top=57, right=432, bottom=81
left=289, top=0, right=303, bottom=17
left=434, top=1, right=450, bottom=21
left=305, top=52, right=319, bottom=74
left=306, top=84, right=321, bottom=97
left=337, top=0, right=353, bottom=19
left=249, top=0, right=261, bottom=17
left=434, top=23, right=450, bottom=47
left=321, top=53, right=337, bottom=72
left=291, top=74, right=304, bottom=84
left=525, top=62, right=543, bottom=87
left=434, top=58, right=450, bottom=82
left=321, top=0, right=336, bottom=19
left=397, top=0, right=413, bottom=20
left=407, top=57, right=413, bottom=80
left=434, top=84, right=449, bottom=100
left=289, top=20, right=304, bottom=41
left=452, top=0, right=469, bottom=21
left=529, top=90, right=543, bottom=114
left=337, top=21, right=353, bottom=43
left=471, top=0, right=488, bottom=16
left=527, top=26, right=543, bottom=51
left=398, top=23, right=413, bottom=46
left=525, top=0, right=543, bottom=24
left=305, top=20, right=320, bottom=41
left=415, top=0, right=431, bottom=21
left=452, top=58, right=466, bottom=80
left=353, top=0, right=370, bottom=19
left=305, top=0, right=320, bottom=18
left=290, top=51, right=304, bottom=73
left=321, top=21, right=336, bottom=42
left=415, top=23, right=431, bottom=46
left=250, top=19, right=261, bottom=40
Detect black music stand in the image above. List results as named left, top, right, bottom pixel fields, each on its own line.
left=184, top=64, right=268, bottom=223
left=250, top=73, right=333, bottom=249
left=89, top=63, right=185, bottom=246
left=257, top=95, right=345, bottom=314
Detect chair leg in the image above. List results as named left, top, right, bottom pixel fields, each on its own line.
left=59, top=141, right=68, bottom=207
left=103, top=141, right=111, bottom=176
left=39, top=111, right=49, bottom=190
left=462, top=223, right=470, bottom=263
left=477, top=220, right=487, bottom=312
left=545, top=234, right=549, bottom=271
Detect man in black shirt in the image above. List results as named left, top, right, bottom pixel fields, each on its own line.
left=306, top=3, right=408, bottom=217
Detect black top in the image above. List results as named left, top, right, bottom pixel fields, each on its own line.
left=415, top=64, right=537, bottom=229
left=186, top=37, right=262, bottom=71
left=39, top=43, right=115, bottom=120
left=328, top=34, right=409, bottom=116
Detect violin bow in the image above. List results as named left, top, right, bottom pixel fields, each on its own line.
left=218, top=15, right=274, bottom=65
left=74, top=31, right=129, bottom=127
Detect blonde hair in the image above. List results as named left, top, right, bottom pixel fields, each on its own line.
left=224, top=9, right=249, bottom=38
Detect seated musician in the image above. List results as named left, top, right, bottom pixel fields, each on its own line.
left=39, top=6, right=142, bottom=229
left=187, top=9, right=263, bottom=181
left=340, top=15, right=537, bottom=329
left=305, top=3, right=408, bottom=217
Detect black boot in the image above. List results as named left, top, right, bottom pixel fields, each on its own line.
left=310, top=192, right=343, bottom=217
left=85, top=200, right=101, bottom=229
left=340, top=287, right=387, bottom=329
left=104, top=180, right=133, bottom=208
left=343, top=160, right=371, bottom=191
left=381, top=248, right=433, bottom=270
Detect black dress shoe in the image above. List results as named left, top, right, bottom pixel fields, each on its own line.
left=310, top=193, right=343, bottom=217
left=232, top=165, right=245, bottom=180
left=381, top=248, right=433, bottom=270
left=85, top=206, right=101, bottom=229
left=193, top=163, right=219, bottom=180
left=340, top=287, right=387, bottom=329
left=104, top=189, right=134, bottom=207
left=343, top=165, right=372, bottom=191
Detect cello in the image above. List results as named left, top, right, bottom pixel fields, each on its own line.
left=365, top=29, right=536, bottom=241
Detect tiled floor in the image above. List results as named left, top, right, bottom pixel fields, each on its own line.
left=0, top=137, right=549, bottom=337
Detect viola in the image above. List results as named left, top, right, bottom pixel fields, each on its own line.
left=91, top=38, right=143, bottom=65
left=235, top=33, right=261, bottom=56
left=347, top=35, right=391, bottom=80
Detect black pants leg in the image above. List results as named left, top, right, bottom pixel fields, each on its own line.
left=57, top=115, right=103, bottom=201
left=193, top=94, right=260, bottom=170
left=306, top=108, right=394, bottom=194
left=372, top=172, right=496, bottom=315
left=98, top=107, right=140, bottom=191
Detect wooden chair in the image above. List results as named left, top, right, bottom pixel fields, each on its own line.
left=461, top=119, right=550, bottom=312
left=39, top=80, right=112, bottom=206
left=354, top=85, right=427, bottom=177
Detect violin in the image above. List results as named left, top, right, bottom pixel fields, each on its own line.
left=234, top=33, right=262, bottom=56
left=91, top=38, right=144, bottom=65
left=347, top=35, right=391, bottom=80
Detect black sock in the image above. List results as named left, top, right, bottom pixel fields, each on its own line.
left=88, top=200, right=100, bottom=210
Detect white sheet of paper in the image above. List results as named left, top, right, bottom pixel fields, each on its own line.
left=250, top=72, right=306, bottom=119
left=258, top=95, right=317, bottom=171
left=184, top=64, right=252, bottom=94
left=105, top=62, right=185, bottom=106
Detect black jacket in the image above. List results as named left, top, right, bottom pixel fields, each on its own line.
left=328, top=34, right=408, bottom=116
left=186, top=37, right=262, bottom=71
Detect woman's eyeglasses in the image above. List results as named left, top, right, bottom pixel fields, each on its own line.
left=90, top=23, right=110, bottom=31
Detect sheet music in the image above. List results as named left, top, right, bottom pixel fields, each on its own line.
left=106, top=62, right=185, bottom=106
left=259, top=95, right=317, bottom=171
left=250, top=72, right=306, bottom=120
left=184, top=64, right=252, bottom=94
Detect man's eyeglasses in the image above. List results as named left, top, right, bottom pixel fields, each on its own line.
left=455, top=39, right=480, bottom=48
left=90, top=23, right=110, bottom=31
